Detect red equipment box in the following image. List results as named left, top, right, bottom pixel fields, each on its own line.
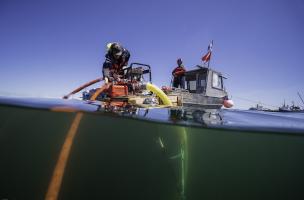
left=110, top=85, right=128, bottom=97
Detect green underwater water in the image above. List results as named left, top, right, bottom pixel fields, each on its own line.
left=0, top=105, right=304, bottom=200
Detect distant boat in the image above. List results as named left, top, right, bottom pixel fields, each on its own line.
left=290, top=103, right=301, bottom=112
left=249, top=104, right=264, bottom=111
left=279, top=100, right=303, bottom=112
left=249, top=104, right=271, bottom=111
left=279, top=100, right=290, bottom=112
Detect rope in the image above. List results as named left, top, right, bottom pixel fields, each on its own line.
left=45, top=113, right=83, bottom=200
left=46, top=81, right=106, bottom=200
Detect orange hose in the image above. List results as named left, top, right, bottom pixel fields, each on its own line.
left=45, top=113, right=83, bottom=200
left=45, top=80, right=109, bottom=200
left=63, top=78, right=102, bottom=99
left=90, top=83, right=111, bottom=101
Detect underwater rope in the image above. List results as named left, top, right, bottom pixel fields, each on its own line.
left=46, top=81, right=107, bottom=199
left=45, top=112, right=83, bottom=200
left=180, top=127, right=188, bottom=199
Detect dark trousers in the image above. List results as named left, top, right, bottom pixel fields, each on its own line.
left=173, top=76, right=185, bottom=88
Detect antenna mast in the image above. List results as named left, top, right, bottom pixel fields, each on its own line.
left=297, top=92, right=304, bottom=107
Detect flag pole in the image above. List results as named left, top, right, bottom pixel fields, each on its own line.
left=207, top=53, right=211, bottom=68
left=201, top=40, right=213, bottom=68
left=208, top=40, right=213, bottom=68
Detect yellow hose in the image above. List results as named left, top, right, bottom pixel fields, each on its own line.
left=146, top=83, right=173, bottom=106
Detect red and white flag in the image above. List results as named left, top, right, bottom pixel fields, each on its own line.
left=202, top=40, right=213, bottom=63
left=202, top=51, right=211, bottom=62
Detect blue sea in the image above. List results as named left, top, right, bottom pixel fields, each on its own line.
left=0, top=96, right=304, bottom=200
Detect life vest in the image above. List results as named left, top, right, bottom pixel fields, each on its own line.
left=172, top=66, right=186, bottom=77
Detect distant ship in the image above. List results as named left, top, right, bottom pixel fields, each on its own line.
left=249, top=104, right=270, bottom=111
left=279, top=100, right=303, bottom=112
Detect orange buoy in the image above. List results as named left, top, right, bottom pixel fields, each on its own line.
left=223, top=99, right=234, bottom=108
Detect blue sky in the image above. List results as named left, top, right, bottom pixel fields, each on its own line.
left=0, top=0, right=303, bottom=109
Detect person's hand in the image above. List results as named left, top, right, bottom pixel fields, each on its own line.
left=104, top=77, right=109, bottom=84
left=108, top=77, right=114, bottom=82
left=113, top=74, right=122, bottom=82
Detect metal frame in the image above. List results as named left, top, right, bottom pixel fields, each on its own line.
left=124, top=62, right=152, bottom=82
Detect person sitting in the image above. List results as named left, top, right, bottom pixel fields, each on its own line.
left=102, top=42, right=130, bottom=82
left=172, top=58, right=186, bottom=88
